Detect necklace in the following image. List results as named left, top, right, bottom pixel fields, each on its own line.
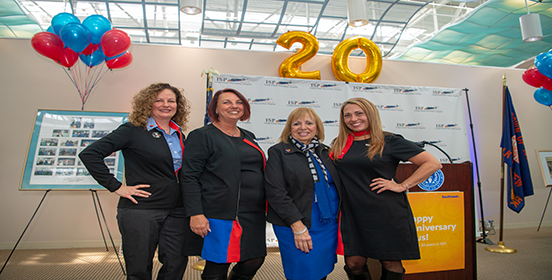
left=215, top=122, right=238, bottom=136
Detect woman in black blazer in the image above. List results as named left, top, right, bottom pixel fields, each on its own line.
left=181, top=88, right=266, bottom=280
left=265, top=107, right=341, bottom=280
left=79, top=83, right=202, bottom=280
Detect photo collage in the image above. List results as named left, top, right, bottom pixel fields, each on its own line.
left=34, top=117, right=118, bottom=179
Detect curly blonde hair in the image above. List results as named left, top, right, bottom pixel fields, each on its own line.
left=128, top=83, right=191, bottom=131
left=330, top=97, right=388, bottom=160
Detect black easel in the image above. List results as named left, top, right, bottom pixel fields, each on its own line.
left=464, top=88, right=495, bottom=245
left=0, top=190, right=126, bottom=276
left=537, top=187, right=552, bottom=231
left=91, top=190, right=126, bottom=275
left=0, top=190, right=50, bottom=275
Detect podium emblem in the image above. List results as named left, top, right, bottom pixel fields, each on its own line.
left=418, top=169, right=444, bottom=191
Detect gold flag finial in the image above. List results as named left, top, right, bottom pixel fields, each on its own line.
left=502, top=74, right=507, bottom=86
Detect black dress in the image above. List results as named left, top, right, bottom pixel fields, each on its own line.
left=232, top=136, right=267, bottom=261
left=200, top=135, right=266, bottom=263
left=335, top=134, right=423, bottom=260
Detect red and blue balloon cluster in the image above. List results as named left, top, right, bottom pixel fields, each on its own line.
left=522, top=52, right=552, bottom=107
left=31, top=13, right=132, bottom=69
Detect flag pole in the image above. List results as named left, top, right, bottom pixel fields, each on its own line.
left=201, top=67, right=220, bottom=126
left=486, top=75, right=517, bottom=254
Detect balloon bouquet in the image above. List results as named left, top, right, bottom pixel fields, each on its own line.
left=31, top=13, right=132, bottom=109
left=522, top=51, right=552, bottom=109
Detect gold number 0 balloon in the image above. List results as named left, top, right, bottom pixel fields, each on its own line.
left=331, top=36, right=382, bottom=83
left=276, top=31, right=321, bottom=80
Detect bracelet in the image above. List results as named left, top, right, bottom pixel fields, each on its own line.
left=293, top=227, right=308, bottom=235
left=403, top=182, right=409, bottom=190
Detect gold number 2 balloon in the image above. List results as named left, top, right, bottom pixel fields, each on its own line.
left=331, top=36, right=382, bottom=83
left=276, top=31, right=321, bottom=80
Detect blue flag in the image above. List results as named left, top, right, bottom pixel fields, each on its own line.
left=500, top=86, right=533, bottom=213
left=204, top=79, right=213, bottom=126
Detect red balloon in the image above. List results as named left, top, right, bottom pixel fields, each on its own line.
left=522, top=68, right=546, bottom=88
left=106, top=51, right=133, bottom=69
left=81, top=43, right=99, bottom=55
left=31, top=32, right=64, bottom=61
left=101, top=29, right=131, bottom=57
left=542, top=77, right=552, bottom=91
left=59, top=48, right=79, bottom=68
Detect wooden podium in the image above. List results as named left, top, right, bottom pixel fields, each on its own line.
left=396, top=161, right=476, bottom=280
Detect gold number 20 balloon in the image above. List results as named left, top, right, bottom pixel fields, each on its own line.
left=331, top=36, right=382, bottom=83
left=276, top=31, right=321, bottom=80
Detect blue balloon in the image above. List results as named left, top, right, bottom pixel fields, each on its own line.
left=51, top=13, right=80, bottom=35
left=535, top=52, right=552, bottom=80
left=59, top=23, right=91, bottom=53
left=534, top=87, right=552, bottom=106
left=46, top=26, right=55, bottom=33
left=82, top=15, right=112, bottom=44
left=79, top=48, right=105, bottom=67
left=106, top=51, right=125, bottom=61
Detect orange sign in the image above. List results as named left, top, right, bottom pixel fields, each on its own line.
left=403, top=192, right=465, bottom=274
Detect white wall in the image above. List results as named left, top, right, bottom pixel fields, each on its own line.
left=1, top=38, right=550, bottom=249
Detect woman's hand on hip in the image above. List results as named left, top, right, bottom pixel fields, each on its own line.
left=114, top=184, right=151, bottom=204
left=370, top=178, right=407, bottom=194
left=190, top=214, right=211, bottom=237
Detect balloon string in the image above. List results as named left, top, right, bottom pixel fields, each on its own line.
left=84, top=66, right=92, bottom=102
left=73, top=61, right=85, bottom=102
left=77, top=65, right=86, bottom=103
left=83, top=64, right=106, bottom=105
left=62, top=67, right=78, bottom=90
left=63, top=65, right=84, bottom=103
left=83, top=64, right=111, bottom=106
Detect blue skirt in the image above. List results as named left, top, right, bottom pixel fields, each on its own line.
left=273, top=195, right=339, bottom=280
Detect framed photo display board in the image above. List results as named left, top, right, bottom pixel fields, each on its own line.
left=535, top=150, right=552, bottom=188
left=20, top=110, right=128, bottom=190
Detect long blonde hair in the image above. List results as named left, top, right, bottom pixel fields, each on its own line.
left=330, top=98, right=386, bottom=160
left=278, top=107, right=325, bottom=143
left=128, top=83, right=190, bottom=130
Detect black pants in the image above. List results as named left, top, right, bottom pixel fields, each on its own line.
left=117, top=207, right=189, bottom=280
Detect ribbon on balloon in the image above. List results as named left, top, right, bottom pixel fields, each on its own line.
left=30, top=13, right=133, bottom=109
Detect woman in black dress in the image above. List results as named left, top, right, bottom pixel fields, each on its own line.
left=181, top=88, right=266, bottom=280
left=330, top=98, right=441, bottom=280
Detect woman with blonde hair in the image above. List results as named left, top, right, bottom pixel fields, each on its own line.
left=265, top=107, right=341, bottom=280
left=330, top=97, right=441, bottom=280
left=80, top=83, right=202, bottom=280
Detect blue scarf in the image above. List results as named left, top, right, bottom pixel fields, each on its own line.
left=289, top=136, right=336, bottom=223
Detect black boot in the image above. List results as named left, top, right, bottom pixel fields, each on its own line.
left=202, top=274, right=228, bottom=280
left=228, top=270, right=255, bottom=280
left=344, top=265, right=372, bottom=280
left=380, top=268, right=404, bottom=280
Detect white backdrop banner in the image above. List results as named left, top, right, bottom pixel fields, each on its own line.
left=212, top=73, right=470, bottom=163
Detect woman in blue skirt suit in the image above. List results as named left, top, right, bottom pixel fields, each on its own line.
left=265, top=107, right=342, bottom=280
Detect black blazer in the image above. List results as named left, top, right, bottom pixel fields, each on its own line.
left=264, top=141, right=342, bottom=228
left=79, top=122, right=184, bottom=209
left=180, top=124, right=266, bottom=220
